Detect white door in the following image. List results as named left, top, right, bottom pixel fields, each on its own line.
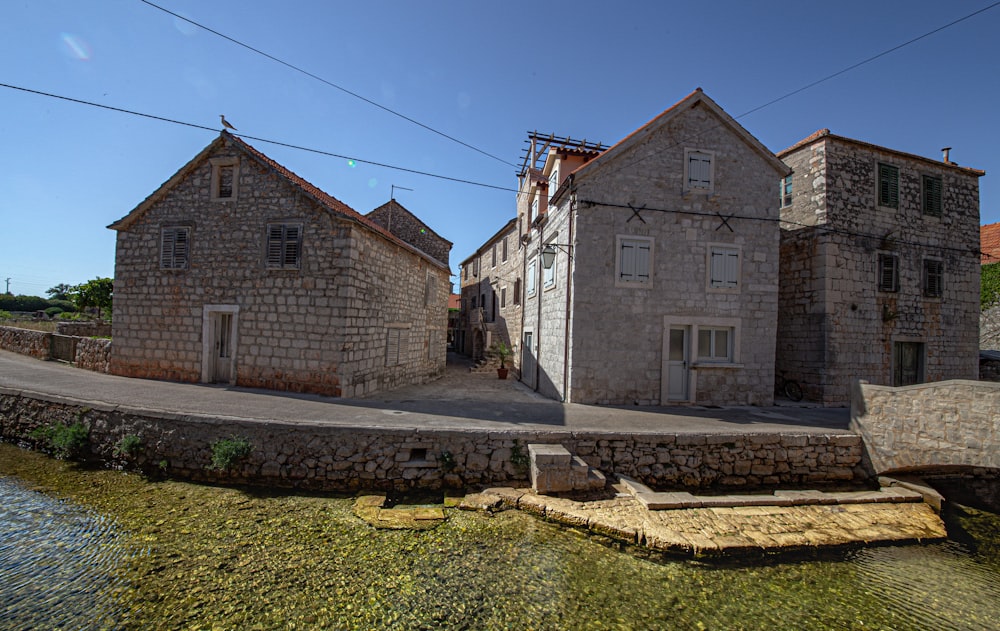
left=202, top=305, right=238, bottom=384
left=521, top=330, right=536, bottom=389
left=667, top=326, right=690, bottom=401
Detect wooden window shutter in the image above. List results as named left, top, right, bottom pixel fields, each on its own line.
left=282, top=224, right=301, bottom=267
left=878, top=164, right=899, bottom=208
left=878, top=254, right=898, bottom=292
left=924, top=260, right=943, bottom=297
left=688, top=152, right=712, bottom=188
left=161, top=227, right=189, bottom=269
left=922, top=175, right=942, bottom=216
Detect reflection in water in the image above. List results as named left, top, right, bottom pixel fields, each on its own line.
left=0, top=476, right=134, bottom=629
left=0, top=442, right=998, bottom=630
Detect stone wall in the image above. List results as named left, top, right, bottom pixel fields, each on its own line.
left=56, top=321, right=112, bottom=338
left=0, top=326, right=51, bottom=360
left=75, top=338, right=111, bottom=373
left=525, top=98, right=782, bottom=405
left=366, top=200, right=452, bottom=266
left=778, top=135, right=981, bottom=405
left=111, top=135, right=449, bottom=397
left=850, top=379, right=1000, bottom=474
left=0, top=390, right=868, bottom=492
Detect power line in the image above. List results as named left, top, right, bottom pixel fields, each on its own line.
left=138, top=0, right=517, bottom=168
left=0, top=82, right=518, bottom=194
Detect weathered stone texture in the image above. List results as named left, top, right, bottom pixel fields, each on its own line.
left=850, top=379, right=1000, bottom=473
left=0, top=326, right=51, bottom=360
left=778, top=135, right=981, bottom=406
left=366, top=199, right=452, bottom=266
left=1, top=391, right=868, bottom=492
left=523, top=96, right=783, bottom=405
left=74, top=337, right=111, bottom=373
left=110, top=136, right=449, bottom=397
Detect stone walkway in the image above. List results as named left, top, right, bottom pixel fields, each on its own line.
left=459, top=477, right=947, bottom=558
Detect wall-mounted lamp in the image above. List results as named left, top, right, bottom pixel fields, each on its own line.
left=541, top=243, right=571, bottom=270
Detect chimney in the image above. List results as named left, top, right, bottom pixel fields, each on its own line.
left=941, top=147, right=952, bottom=164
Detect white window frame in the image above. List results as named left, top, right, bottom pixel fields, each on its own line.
left=542, top=250, right=556, bottom=290
left=526, top=257, right=537, bottom=298
left=684, top=148, right=715, bottom=194
left=707, top=244, right=741, bottom=291
left=210, top=156, right=239, bottom=201
left=530, top=198, right=538, bottom=224
left=615, top=235, right=654, bottom=287
left=548, top=167, right=559, bottom=201
left=160, top=226, right=190, bottom=270
left=696, top=326, right=734, bottom=363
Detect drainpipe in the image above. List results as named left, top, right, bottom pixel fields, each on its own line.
left=562, top=186, right=576, bottom=402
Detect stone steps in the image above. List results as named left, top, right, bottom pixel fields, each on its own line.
left=617, top=475, right=925, bottom=511
left=528, top=443, right=606, bottom=494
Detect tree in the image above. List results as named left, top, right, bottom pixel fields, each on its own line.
left=68, top=277, right=113, bottom=318
left=982, top=262, right=1000, bottom=309
left=46, top=283, right=74, bottom=301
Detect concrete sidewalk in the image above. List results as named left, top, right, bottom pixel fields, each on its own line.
left=0, top=350, right=848, bottom=435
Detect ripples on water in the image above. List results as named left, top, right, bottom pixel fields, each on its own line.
left=0, top=442, right=998, bottom=630
left=0, top=476, right=135, bottom=630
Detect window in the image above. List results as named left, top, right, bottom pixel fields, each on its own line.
left=500, top=287, right=507, bottom=308
left=462, top=265, right=467, bottom=281
left=923, top=259, right=943, bottom=297
left=542, top=252, right=556, bottom=289
left=424, top=272, right=436, bottom=307
left=491, top=244, right=497, bottom=268
left=780, top=175, right=793, bottom=208
left=548, top=168, right=559, bottom=200
left=709, top=245, right=740, bottom=289
left=502, top=237, right=508, bottom=262
left=385, top=327, right=408, bottom=366
left=471, top=296, right=477, bottom=309
left=266, top=222, right=302, bottom=269
left=685, top=149, right=714, bottom=192
left=473, top=258, right=479, bottom=277
left=697, top=327, right=732, bottom=363
left=922, top=175, right=942, bottom=217
left=530, top=199, right=538, bottom=224
left=160, top=226, right=190, bottom=269
left=210, top=157, right=239, bottom=201
left=877, top=253, right=899, bottom=292
left=616, top=236, right=653, bottom=285
left=878, top=163, right=899, bottom=208
left=526, top=258, right=537, bottom=297
left=513, top=278, right=522, bottom=305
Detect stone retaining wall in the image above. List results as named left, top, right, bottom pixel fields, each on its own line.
left=850, top=379, right=1000, bottom=473
left=75, top=338, right=112, bottom=373
left=0, top=390, right=869, bottom=492
left=0, top=326, right=52, bottom=360
left=56, top=321, right=113, bottom=338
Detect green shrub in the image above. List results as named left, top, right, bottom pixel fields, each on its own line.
left=209, top=436, right=252, bottom=471
left=0, top=310, right=10, bottom=319
left=44, top=306, right=64, bottom=317
left=113, top=434, right=142, bottom=458
left=30, top=421, right=90, bottom=460
left=510, top=440, right=530, bottom=470
left=983, top=262, right=1000, bottom=308
left=0, top=294, right=51, bottom=312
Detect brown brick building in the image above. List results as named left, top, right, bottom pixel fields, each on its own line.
left=108, top=132, right=451, bottom=397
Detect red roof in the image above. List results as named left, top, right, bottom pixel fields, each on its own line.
left=448, top=294, right=461, bottom=310
left=983, top=222, right=1000, bottom=264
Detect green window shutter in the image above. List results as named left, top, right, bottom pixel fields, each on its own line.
left=878, top=164, right=899, bottom=208
left=922, top=175, right=942, bottom=216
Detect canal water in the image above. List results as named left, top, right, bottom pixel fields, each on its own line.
left=2, top=442, right=999, bottom=630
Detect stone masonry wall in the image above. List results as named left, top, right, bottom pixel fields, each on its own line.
left=0, top=390, right=868, bottom=491
left=366, top=200, right=451, bottom=266
left=850, top=379, right=1000, bottom=473
left=112, top=136, right=448, bottom=397
left=56, top=321, right=113, bottom=338
left=75, top=337, right=111, bottom=373
left=0, top=326, right=51, bottom=360
left=552, top=101, right=781, bottom=406
left=778, top=137, right=981, bottom=405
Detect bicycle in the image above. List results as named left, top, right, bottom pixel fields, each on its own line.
left=775, top=372, right=803, bottom=402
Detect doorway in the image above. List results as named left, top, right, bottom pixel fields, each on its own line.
left=893, top=341, right=924, bottom=386
left=202, top=305, right=238, bottom=384
left=667, top=326, right=690, bottom=401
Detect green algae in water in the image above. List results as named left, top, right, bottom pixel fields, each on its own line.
left=2, top=442, right=1000, bottom=630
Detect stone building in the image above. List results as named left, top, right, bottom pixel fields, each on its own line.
left=519, top=89, right=789, bottom=405
left=457, top=218, right=523, bottom=370
left=108, top=131, right=451, bottom=397
left=777, top=130, right=983, bottom=405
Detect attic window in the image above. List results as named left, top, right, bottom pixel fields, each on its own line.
left=684, top=149, right=715, bottom=194
left=210, top=157, right=239, bottom=201
left=266, top=222, right=302, bottom=269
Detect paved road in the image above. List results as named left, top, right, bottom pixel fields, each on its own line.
left=0, top=350, right=850, bottom=435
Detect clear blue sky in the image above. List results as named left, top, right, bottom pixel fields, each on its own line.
left=2, top=0, right=998, bottom=296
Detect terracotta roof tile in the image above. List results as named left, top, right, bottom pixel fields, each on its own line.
left=982, top=222, right=1000, bottom=264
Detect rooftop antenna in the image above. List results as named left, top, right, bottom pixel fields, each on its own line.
left=391, top=185, right=413, bottom=200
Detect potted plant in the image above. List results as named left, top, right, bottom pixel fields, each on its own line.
left=491, top=341, right=512, bottom=379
